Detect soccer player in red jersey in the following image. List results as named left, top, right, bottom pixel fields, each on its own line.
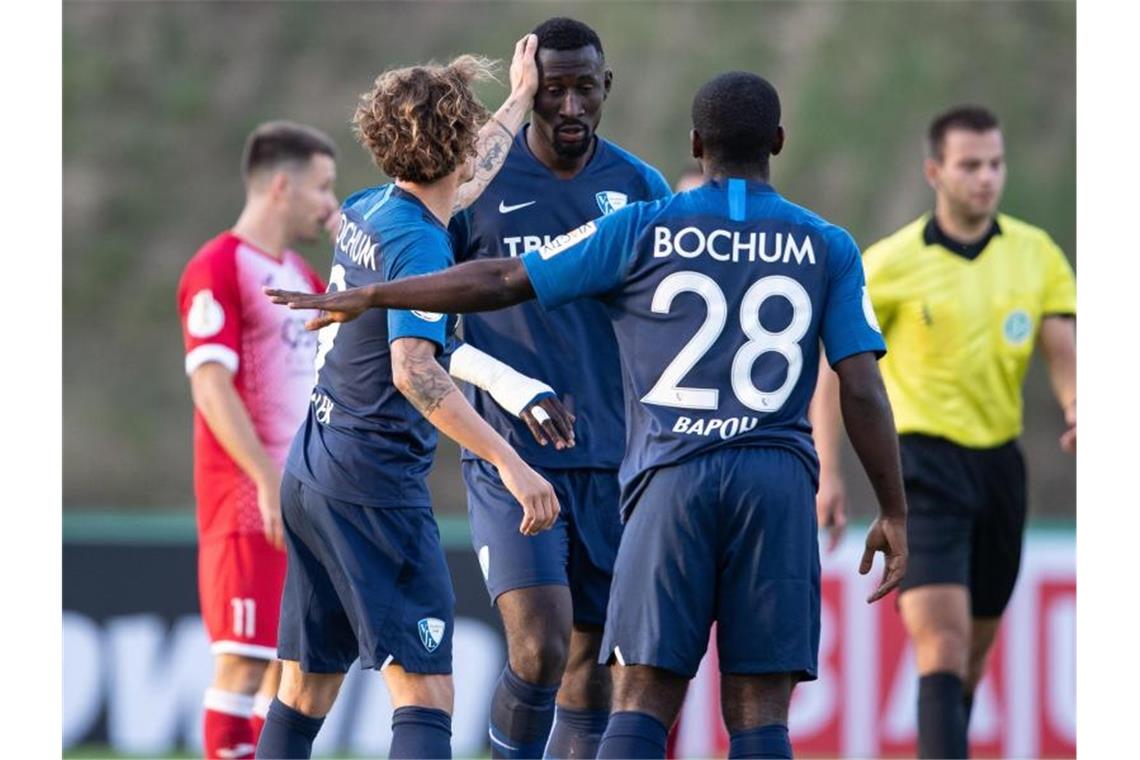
left=177, top=121, right=339, bottom=760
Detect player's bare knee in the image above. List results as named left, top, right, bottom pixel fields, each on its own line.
left=611, top=665, right=688, bottom=725
left=721, top=672, right=794, bottom=732
left=277, top=661, right=343, bottom=717
left=557, top=659, right=612, bottom=711
left=386, top=671, right=454, bottom=713
left=914, top=627, right=970, bottom=676
left=508, top=631, right=569, bottom=684
left=213, top=653, right=271, bottom=694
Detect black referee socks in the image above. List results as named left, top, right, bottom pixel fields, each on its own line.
left=918, top=672, right=969, bottom=759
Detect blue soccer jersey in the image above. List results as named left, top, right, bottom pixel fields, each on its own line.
left=285, top=184, right=458, bottom=508
left=521, top=178, right=886, bottom=518
left=449, top=128, right=670, bottom=469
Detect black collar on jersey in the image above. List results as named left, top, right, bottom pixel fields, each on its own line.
left=923, top=214, right=1002, bottom=261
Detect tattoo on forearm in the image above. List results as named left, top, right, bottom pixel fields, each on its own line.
left=404, top=353, right=456, bottom=417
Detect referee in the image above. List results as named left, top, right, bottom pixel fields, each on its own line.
left=811, top=105, right=1075, bottom=759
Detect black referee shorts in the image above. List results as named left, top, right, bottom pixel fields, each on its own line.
left=897, top=433, right=1027, bottom=618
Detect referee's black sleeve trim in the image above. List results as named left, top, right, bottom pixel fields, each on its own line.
left=1042, top=312, right=1076, bottom=319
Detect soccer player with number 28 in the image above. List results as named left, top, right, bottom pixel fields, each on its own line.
left=268, top=71, right=909, bottom=760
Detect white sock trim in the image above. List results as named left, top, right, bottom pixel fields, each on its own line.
left=204, top=688, right=256, bottom=718
left=253, top=694, right=273, bottom=719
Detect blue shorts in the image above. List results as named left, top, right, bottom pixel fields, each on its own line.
left=463, top=459, right=622, bottom=627
left=276, top=471, right=455, bottom=674
left=600, top=446, right=820, bottom=680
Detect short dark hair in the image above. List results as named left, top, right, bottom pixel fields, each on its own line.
left=691, top=72, right=781, bottom=172
left=533, top=17, right=603, bottom=58
left=927, top=105, right=1000, bottom=160
left=241, top=121, right=337, bottom=182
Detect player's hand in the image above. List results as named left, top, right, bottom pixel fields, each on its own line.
left=256, top=472, right=285, bottom=551
left=1060, top=400, right=1076, bottom=454
left=264, top=285, right=371, bottom=330
left=509, top=33, right=539, bottom=100
left=520, top=394, right=576, bottom=450
left=859, top=515, right=907, bottom=604
left=815, top=471, right=847, bottom=553
left=499, top=457, right=560, bottom=536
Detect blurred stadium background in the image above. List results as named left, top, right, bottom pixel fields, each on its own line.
left=63, top=1, right=1075, bottom=757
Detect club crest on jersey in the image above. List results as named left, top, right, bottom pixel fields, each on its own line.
left=187, top=289, right=225, bottom=338
left=1003, top=309, right=1032, bottom=345
left=418, top=617, right=446, bottom=653
left=596, top=191, right=628, bottom=216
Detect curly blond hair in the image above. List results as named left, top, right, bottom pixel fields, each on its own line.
left=353, top=55, right=497, bottom=183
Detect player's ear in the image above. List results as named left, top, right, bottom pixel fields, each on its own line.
left=603, top=68, right=613, bottom=99
left=923, top=157, right=940, bottom=191
left=690, top=129, right=703, bottom=160
left=268, top=169, right=291, bottom=200
left=770, top=126, right=785, bottom=157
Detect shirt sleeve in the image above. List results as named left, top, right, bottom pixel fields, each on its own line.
left=820, top=228, right=888, bottom=366
left=177, top=245, right=242, bottom=376
left=520, top=204, right=645, bottom=310
left=1040, top=236, right=1076, bottom=316
left=383, top=227, right=454, bottom=350
left=860, top=239, right=901, bottom=334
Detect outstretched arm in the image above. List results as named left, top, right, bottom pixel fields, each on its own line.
left=832, top=351, right=908, bottom=603
left=452, top=34, right=539, bottom=214
left=266, top=257, right=536, bottom=329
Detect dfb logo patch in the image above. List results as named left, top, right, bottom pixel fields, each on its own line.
left=418, top=617, right=446, bottom=653
left=595, top=191, right=628, bottom=216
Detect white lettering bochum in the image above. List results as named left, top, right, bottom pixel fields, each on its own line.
left=653, top=225, right=817, bottom=265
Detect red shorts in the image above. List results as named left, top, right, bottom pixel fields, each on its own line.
left=198, top=531, right=287, bottom=660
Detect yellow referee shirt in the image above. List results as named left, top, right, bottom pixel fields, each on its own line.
left=863, top=213, right=1076, bottom=448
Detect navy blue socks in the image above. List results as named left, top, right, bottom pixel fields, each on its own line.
left=918, top=672, right=968, bottom=759
left=728, top=723, right=792, bottom=759
left=254, top=698, right=324, bottom=759
left=596, top=711, right=668, bottom=759
left=489, top=665, right=559, bottom=758
left=544, top=705, right=610, bottom=758
left=390, top=705, right=452, bottom=759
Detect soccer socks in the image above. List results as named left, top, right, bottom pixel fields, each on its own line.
left=596, top=711, right=668, bottom=759
left=249, top=693, right=273, bottom=746
left=544, top=706, right=610, bottom=759
left=728, top=724, right=792, bottom=759
left=489, top=665, right=559, bottom=758
left=917, top=672, right=969, bottom=759
left=390, top=706, right=453, bottom=759
left=203, top=688, right=256, bottom=759
left=254, top=698, right=324, bottom=759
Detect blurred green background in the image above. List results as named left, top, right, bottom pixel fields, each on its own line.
left=63, top=0, right=1075, bottom=520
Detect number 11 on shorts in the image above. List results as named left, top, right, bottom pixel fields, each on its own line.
left=231, top=597, right=256, bottom=638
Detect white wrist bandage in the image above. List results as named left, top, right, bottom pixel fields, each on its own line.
left=449, top=343, right=554, bottom=417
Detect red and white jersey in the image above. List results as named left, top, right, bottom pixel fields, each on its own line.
left=178, top=231, right=325, bottom=540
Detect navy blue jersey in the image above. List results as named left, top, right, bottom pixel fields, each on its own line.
left=520, top=178, right=886, bottom=518
left=449, top=128, right=670, bottom=469
left=285, top=184, right=457, bottom=508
